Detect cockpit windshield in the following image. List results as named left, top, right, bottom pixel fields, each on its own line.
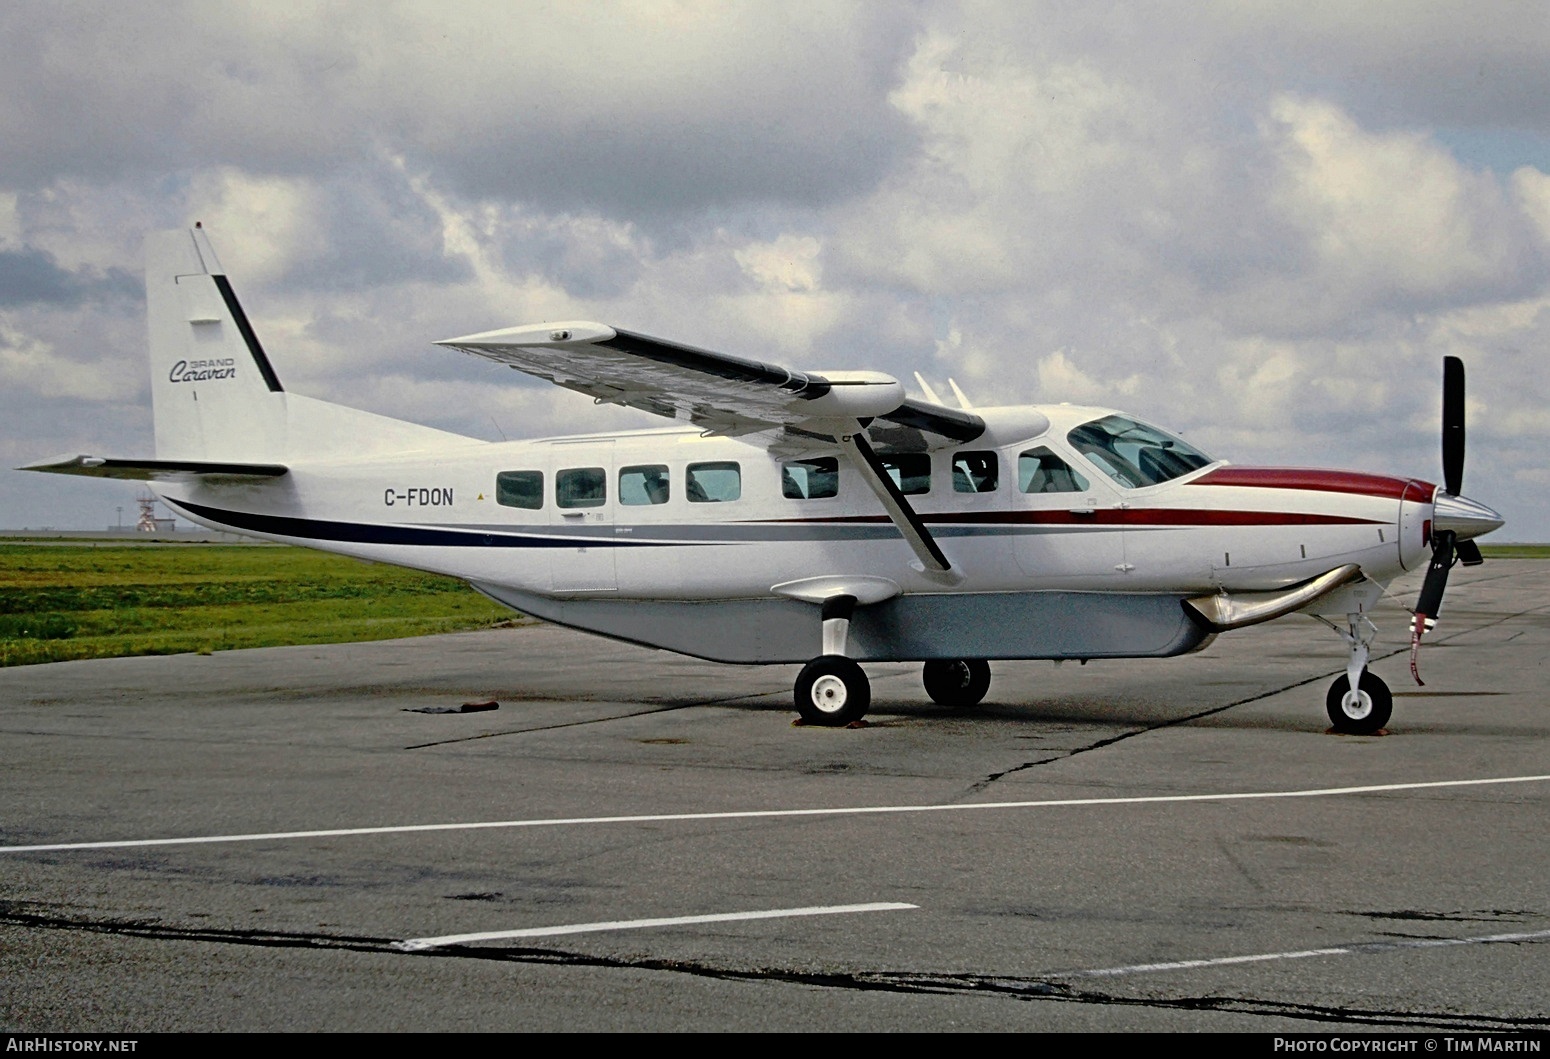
left=1066, top=415, right=1214, bottom=488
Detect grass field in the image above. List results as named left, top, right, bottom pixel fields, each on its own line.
left=0, top=542, right=517, bottom=667
left=1478, top=544, right=1550, bottom=559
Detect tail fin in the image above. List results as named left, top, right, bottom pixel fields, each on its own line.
left=146, top=228, right=474, bottom=463
left=147, top=228, right=287, bottom=461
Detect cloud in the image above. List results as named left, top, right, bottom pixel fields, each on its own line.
left=0, top=246, right=138, bottom=308
left=1203, top=0, right=1550, bottom=134
left=1252, top=96, right=1546, bottom=325
left=0, top=2, right=920, bottom=224
left=0, top=319, right=140, bottom=401
left=3, top=2, right=1550, bottom=541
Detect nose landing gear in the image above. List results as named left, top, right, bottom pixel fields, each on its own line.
left=1322, top=612, right=1391, bottom=735
left=1326, top=669, right=1393, bottom=734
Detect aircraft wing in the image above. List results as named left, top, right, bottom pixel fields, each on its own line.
left=436, top=322, right=985, bottom=454
left=21, top=455, right=289, bottom=482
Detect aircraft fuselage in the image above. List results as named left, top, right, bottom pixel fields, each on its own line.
left=156, top=404, right=1434, bottom=611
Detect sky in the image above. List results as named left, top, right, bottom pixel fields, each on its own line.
left=2, top=1, right=1547, bottom=540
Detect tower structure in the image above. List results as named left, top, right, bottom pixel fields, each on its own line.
left=135, top=491, right=159, bottom=532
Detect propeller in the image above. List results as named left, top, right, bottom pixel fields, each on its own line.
left=1441, top=355, right=1464, bottom=496
left=1410, top=356, right=1497, bottom=682
left=1438, top=356, right=1485, bottom=568
left=1415, top=357, right=1470, bottom=634
left=1414, top=528, right=1456, bottom=627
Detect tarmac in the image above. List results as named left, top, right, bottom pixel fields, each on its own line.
left=1, top=561, right=1546, bottom=1032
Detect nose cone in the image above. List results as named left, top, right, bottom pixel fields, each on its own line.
left=1434, top=492, right=1505, bottom=541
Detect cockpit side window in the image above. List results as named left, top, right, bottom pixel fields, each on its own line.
left=1066, top=415, right=1212, bottom=488
left=1018, top=447, right=1089, bottom=493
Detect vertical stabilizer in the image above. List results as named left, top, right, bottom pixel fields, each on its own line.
left=147, top=228, right=286, bottom=461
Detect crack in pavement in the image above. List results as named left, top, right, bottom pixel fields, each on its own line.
left=2, top=907, right=1541, bottom=1030
left=962, top=674, right=1331, bottom=796
left=963, top=598, right=1550, bottom=796
left=837, top=970, right=1547, bottom=1030
left=1353, top=909, right=1535, bottom=924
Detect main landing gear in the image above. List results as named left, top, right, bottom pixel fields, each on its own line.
left=794, top=595, right=871, bottom=725
left=794, top=655, right=871, bottom=726
left=922, top=658, right=991, bottom=708
left=793, top=595, right=994, bottom=725
left=1323, top=612, right=1392, bottom=735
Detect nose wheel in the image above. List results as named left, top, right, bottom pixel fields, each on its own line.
left=1326, top=670, right=1392, bottom=734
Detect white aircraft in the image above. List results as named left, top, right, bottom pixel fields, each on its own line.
left=25, top=227, right=1505, bottom=733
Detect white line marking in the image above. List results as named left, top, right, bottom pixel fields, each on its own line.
left=3, top=773, right=1545, bottom=854
left=1061, top=928, right=1550, bottom=979
left=395, top=902, right=918, bottom=951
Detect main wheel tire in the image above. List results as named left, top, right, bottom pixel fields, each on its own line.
left=1325, top=670, right=1393, bottom=734
left=922, top=658, right=992, bottom=708
left=794, top=655, right=871, bottom=726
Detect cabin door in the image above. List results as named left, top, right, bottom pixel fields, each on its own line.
left=548, top=441, right=617, bottom=593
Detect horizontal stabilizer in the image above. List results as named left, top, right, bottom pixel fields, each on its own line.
left=20, top=454, right=289, bottom=482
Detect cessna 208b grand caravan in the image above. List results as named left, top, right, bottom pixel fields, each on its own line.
left=26, top=227, right=1504, bottom=733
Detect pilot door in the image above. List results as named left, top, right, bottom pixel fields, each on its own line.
left=549, top=441, right=618, bottom=593
left=1010, top=444, right=1129, bottom=586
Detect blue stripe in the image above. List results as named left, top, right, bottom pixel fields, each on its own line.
left=168, top=498, right=1119, bottom=549
left=168, top=499, right=682, bottom=549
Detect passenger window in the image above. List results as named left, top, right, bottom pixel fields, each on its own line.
left=1018, top=447, right=1089, bottom=493
left=495, top=470, right=544, bottom=510
left=686, top=461, right=741, bottom=503
left=556, top=467, right=606, bottom=508
left=619, top=465, right=670, bottom=506
left=781, top=457, right=839, bottom=499
left=952, top=451, right=999, bottom=493
left=881, top=453, right=930, bottom=495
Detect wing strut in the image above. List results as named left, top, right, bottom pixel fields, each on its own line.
left=835, top=429, right=961, bottom=583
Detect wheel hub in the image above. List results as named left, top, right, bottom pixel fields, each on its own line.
left=1341, top=689, right=1372, bottom=720
left=810, top=673, right=848, bottom=712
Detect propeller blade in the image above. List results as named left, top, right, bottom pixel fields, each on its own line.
left=1442, top=355, right=1465, bottom=496
left=1415, top=530, right=1456, bottom=622
left=1455, top=539, right=1484, bottom=566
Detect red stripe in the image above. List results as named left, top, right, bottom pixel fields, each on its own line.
left=1190, top=467, right=1434, bottom=501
